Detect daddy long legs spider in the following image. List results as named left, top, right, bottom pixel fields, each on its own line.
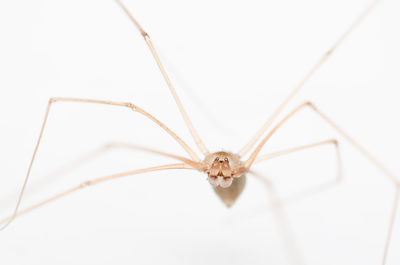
left=0, top=0, right=399, bottom=264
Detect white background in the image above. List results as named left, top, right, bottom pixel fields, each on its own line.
left=0, top=0, right=399, bottom=264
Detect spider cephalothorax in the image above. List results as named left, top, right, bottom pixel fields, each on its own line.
left=200, top=152, right=247, bottom=207
left=201, top=151, right=246, bottom=188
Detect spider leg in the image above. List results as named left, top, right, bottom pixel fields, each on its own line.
left=382, top=188, right=400, bottom=265
left=0, top=141, right=199, bottom=211
left=255, top=139, right=342, bottom=177
left=50, top=98, right=200, bottom=162
left=245, top=101, right=399, bottom=264
left=0, top=97, right=201, bottom=230
left=115, top=0, right=209, bottom=156
left=245, top=102, right=398, bottom=186
left=239, top=0, right=381, bottom=156
left=254, top=139, right=342, bottom=203
left=0, top=163, right=195, bottom=226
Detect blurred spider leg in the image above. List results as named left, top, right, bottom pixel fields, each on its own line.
left=254, top=139, right=342, bottom=203
left=0, top=163, right=195, bottom=226
left=251, top=171, right=305, bottom=265
left=245, top=102, right=398, bottom=185
left=245, top=101, right=399, bottom=263
left=304, top=103, right=398, bottom=185
left=0, top=97, right=201, bottom=231
left=239, top=0, right=381, bottom=156
left=0, top=142, right=198, bottom=210
left=382, top=187, right=400, bottom=265
left=115, top=0, right=209, bottom=155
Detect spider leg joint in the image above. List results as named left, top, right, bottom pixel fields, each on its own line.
left=80, top=180, right=95, bottom=188
left=126, top=103, right=137, bottom=111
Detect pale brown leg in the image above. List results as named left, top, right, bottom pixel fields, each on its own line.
left=0, top=163, right=194, bottom=226
left=239, top=0, right=382, bottom=156
left=246, top=102, right=399, bottom=264
left=382, top=187, right=400, bottom=265
left=0, top=97, right=201, bottom=231
left=255, top=139, right=342, bottom=179
left=115, top=0, right=209, bottom=156
left=49, top=98, right=200, bottom=162
left=0, top=142, right=200, bottom=210
left=246, top=102, right=398, bottom=185
left=254, top=139, right=342, bottom=203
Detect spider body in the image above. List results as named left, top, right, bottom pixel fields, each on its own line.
left=201, top=151, right=247, bottom=206
left=202, top=152, right=245, bottom=186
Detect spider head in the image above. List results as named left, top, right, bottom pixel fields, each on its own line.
left=202, top=151, right=245, bottom=188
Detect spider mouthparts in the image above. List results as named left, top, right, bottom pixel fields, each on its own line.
left=220, top=177, right=233, bottom=188
left=208, top=175, right=219, bottom=187
left=207, top=175, right=233, bottom=188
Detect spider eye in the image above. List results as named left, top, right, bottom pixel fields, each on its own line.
left=224, top=158, right=229, bottom=162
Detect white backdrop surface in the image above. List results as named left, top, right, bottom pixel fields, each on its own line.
left=0, top=0, right=399, bottom=264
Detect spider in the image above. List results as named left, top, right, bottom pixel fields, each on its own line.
left=1, top=0, right=399, bottom=264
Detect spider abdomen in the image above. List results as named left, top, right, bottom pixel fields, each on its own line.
left=213, top=175, right=246, bottom=207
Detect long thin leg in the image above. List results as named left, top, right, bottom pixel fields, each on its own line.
left=0, top=97, right=201, bottom=231
left=245, top=101, right=399, bottom=264
left=255, top=139, right=341, bottom=169
left=0, top=163, right=194, bottom=226
left=246, top=102, right=399, bottom=185
left=254, top=136, right=343, bottom=190
left=0, top=142, right=200, bottom=210
left=382, top=187, right=400, bottom=265
left=229, top=151, right=342, bottom=219
left=51, top=98, right=200, bottom=162
left=239, top=0, right=381, bottom=156
left=255, top=139, right=343, bottom=201
left=115, top=0, right=209, bottom=156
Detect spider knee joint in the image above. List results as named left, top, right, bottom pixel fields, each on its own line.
left=304, top=101, right=317, bottom=110
left=104, top=142, right=118, bottom=150
left=126, top=103, right=137, bottom=110
left=325, top=48, right=334, bottom=57
left=81, top=180, right=95, bottom=188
